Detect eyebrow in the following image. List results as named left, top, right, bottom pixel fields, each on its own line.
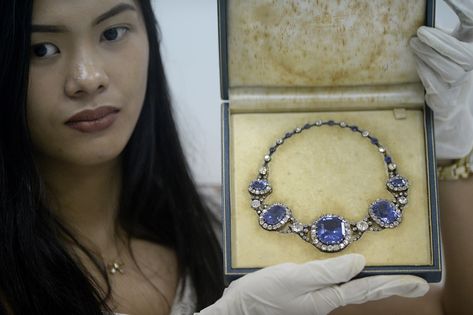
left=94, top=3, right=136, bottom=25
left=31, top=3, right=136, bottom=33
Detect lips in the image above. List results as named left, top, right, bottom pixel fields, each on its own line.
left=65, top=106, right=120, bottom=133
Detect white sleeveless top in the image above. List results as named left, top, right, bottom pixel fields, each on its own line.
left=168, top=275, right=197, bottom=315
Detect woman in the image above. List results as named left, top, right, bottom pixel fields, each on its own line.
left=1, top=0, right=224, bottom=313
left=0, top=0, right=471, bottom=314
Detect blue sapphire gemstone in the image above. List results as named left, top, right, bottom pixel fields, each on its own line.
left=328, top=120, right=335, bottom=126
left=370, top=137, right=379, bottom=144
left=370, top=200, right=400, bottom=224
left=384, top=156, right=392, bottom=164
left=350, top=126, right=359, bottom=132
left=390, top=177, right=406, bottom=187
left=251, top=180, right=268, bottom=191
left=316, top=216, right=346, bottom=245
left=387, top=176, right=408, bottom=191
left=263, top=204, right=287, bottom=225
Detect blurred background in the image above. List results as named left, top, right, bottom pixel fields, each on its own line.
left=151, top=0, right=460, bottom=186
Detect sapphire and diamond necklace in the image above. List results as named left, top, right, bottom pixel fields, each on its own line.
left=248, top=119, right=410, bottom=253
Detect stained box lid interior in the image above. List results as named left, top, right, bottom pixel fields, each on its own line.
left=220, top=0, right=432, bottom=106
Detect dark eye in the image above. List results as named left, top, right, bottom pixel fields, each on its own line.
left=31, top=43, right=59, bottom=58
left=101, top=26, right=129, bottom=42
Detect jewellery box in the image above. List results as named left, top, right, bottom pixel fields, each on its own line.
left=219, top=0, right=441, bottom=283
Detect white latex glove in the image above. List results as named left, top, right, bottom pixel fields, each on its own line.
left=196, top=254, right=429, bottom=315
left=409, top=0, right=473, bottom=160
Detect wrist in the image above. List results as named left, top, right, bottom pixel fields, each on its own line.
left=436, top=149, right=473, bottom=180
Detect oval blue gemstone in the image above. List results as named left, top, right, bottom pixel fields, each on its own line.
left=316, top=216, right=346, bottom=245
left=371, top=200, right=399, bottom=224
left=263, top=205, right=287, bottom=225
left=389, top=177, right=407, bottom=188
left=251, top=180, right=268, bottom=191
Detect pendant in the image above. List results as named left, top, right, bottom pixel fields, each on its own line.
left=311, top=214, right=352, bottom=252
left=107, top=260, right=125, bottom=275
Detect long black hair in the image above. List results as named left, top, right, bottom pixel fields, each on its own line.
left=0, top=0, right=224, bottom=314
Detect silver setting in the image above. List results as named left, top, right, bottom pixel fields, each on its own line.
left=356, top=220, right=369, bottom=232
left=362, top=130, right=369, bottom=137
left=291, top=222, right=304, bottom=233
left=276, top=139, right=283, bottom=145
left=259, top=203, right=292, bottom=231
left=264, top=155, right=271, bottom=162
left=259, top=167, right=267, bottom=175
left=248, top=180, right=272, bottom=195
left=315, top=120, right=323, bottom=126
left=388, top=163, right=397, bottom=171
left=295, top=127, right=302, bottom=133
left=310, top=214, right=352, bottom=252
left=340, top=121, right=347, bottom=127
left=379, top=147, right=386, bottom=153
left=398, top=196, right=408, bottom=205
left=386, top=175, right=409, bottom=192
left=251, top=199, right=261, bottom=209
left=368, top=199, right=402, bottom=229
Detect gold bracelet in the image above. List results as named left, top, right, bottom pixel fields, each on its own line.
left=437, top=149, right=473, bottom=181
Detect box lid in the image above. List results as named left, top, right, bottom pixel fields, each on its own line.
left=219, top=0, right=435, bottom=101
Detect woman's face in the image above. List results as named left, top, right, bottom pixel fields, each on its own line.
left=27, top=0, right=149, bottom=166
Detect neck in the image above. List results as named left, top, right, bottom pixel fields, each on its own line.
left=36, top=155, right=124, bottom=254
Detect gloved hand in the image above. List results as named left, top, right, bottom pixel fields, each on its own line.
left=196, top=254, right=429, bottom=315
left=409, top=0, right=473, bottom=160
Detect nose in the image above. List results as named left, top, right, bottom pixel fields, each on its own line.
left=64, top=50, right=109, bottom=98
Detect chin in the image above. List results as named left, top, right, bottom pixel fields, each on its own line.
left=55, top=143, right=124, bottom=167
